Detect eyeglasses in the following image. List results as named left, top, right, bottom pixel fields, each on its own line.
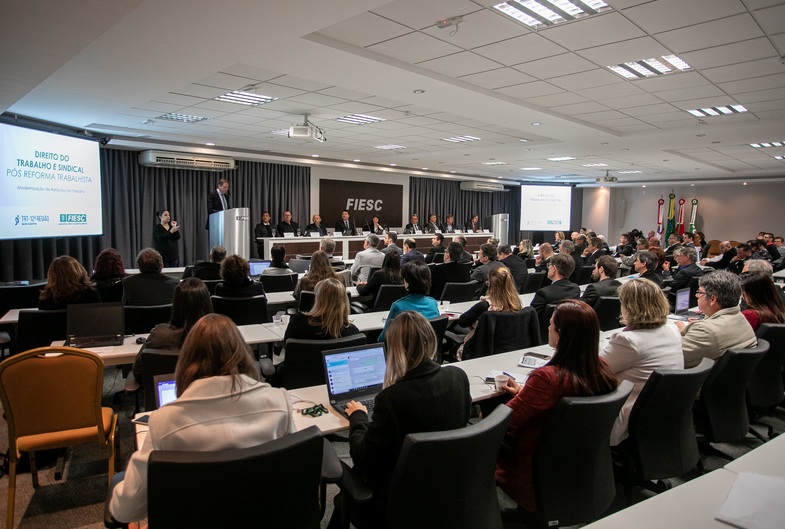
left=695, top=290, right=708, bottom=298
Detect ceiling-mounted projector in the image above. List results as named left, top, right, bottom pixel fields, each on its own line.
left=289, top=115, right=325, bottom=143
left=596, top=175, right=618, bottom=184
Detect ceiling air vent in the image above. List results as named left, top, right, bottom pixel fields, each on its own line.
left=138, top=150, right=236, bottom=172
left=460, top=181, right=505, bottom=192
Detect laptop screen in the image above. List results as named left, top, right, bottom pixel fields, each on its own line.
left=249, top=261, right=271, bottom=276
left=67, top=302, right=124, bottom=337
left=324, top=345, right=387, bottom=396
left=675, top=288, right=691, bottom=313
left=154, top=375, right=178, bottom=407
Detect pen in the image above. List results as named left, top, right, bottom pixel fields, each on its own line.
left=503, top=372, right=514, bottom=379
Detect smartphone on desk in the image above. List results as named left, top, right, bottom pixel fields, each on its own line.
left=131, top=414, right=151, bottom=425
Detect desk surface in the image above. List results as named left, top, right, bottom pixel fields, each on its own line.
left=725, top=431, right=785, bottom=477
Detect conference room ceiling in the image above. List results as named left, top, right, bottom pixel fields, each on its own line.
left=4, top=0, right=785, bottom=186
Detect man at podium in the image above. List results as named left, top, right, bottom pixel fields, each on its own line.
left=206, top=179, right=230, bottom=229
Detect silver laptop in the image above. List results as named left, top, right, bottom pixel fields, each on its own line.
left=153, top=374, right=178, bottom=408
left=249, top=260, right=271, bottom=278
left=322, top=343, right=387, bottom=420
left=672, top=287, right=702, bottom=320
left=66, top=302, right=124, bottom=347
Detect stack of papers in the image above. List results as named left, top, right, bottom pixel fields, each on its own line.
left=518, top=355, right=549, bottom=369
left=715, top=472, right=785, bottom=529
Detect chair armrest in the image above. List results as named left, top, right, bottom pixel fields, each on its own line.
left=104, top=471, right=129, bottom=528
left=350, top=301, right=368, bottom=313
left=444, top=331, right=465, bottom=347
left=123, top=372, right=140, bottom=393
left=259, top=357, right=275, bottom=378
left=337, top=460, right=373, bottom=504
left=321, top=439, right=343, bottom=483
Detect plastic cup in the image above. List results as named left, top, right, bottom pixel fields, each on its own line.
left=442, top=301, right=451, bottom=310
left=281, top=315, right=290, bottom=326
left=494, top=374, right=509, bottom=392
left=273, top=315, right=282, bottom=327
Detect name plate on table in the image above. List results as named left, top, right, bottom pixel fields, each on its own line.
left=435, top=230, right=442, bottom=233
left=310, top=232, right=321, bottom=238
left=455, top=230, right=463, bottom=233
left=283, top=232, right=296, bottom=238
left=362, top=231, right=370, bottom=236
left=414, top=230, right=422, bottom=234
left=483, top=229, right=490, bottom=233
left=467, top=230, right=474, bottom=233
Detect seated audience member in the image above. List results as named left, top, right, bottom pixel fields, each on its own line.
left=425, top=214, right=440, bottom=234
left=465, top=214, right=482, bottom=233
left=649, top=247, right=667, bottom=272
left=496, top=300, right=618, bottom=513
left=400, top=238, right=425, bottom=265
left=530, top=253, right=581, bottom=320
left=39, top=255, right=102, bottom=310
left=362, top=214, right=385, bottom=235
left=682, top=232, right=702, bottom=260
left=380, top=231, right=401, bottom=256
left=425, top=233, right=447, bottom=264
left=634, top=251, right=664, bottom=287
left=471, top=243, right=506, bottom=297
left=741, top=260, right=785, bottom=306
left=441, top=214, right=457, bottom=233
left=574, top=234, right=588, bottom=255
left=454, top=266, right=522, bottom=360
left=583, top=237, right=604, bottom=268
left=664, top=233, right=683, bottom=254
left=774, top=236, right=785, bottom=258
left=696, top=231, right=707, bottom=248
left=701, top=241, right=736, bottom=270
left=305, top=214, right=328, bottom=237
left=614, top=233, right=634, bottom=257
left=403, top=214, right=421, bottom=234
left=352, top=234, right=385, bottom=283
left=534, top=243, right=553, bottom=273
left=122, top=248, right=179, bottom=306
left=601, top=279, right=683, bottom=445
left=109, top=314, right=296, bottom=524
left=262, top=245, right=295, bottom=275
left=677, top=271, right=757, bottom=368
left=728, top=242, right=752, bottom=275
left=293, top=251, right=342, bottom=300
left=598, top=235, right=611, bottom=253
left=283, top=278, right=360, bottom=344
left=455, top=236, right=474, bottom=263
left=378, top=261, right=440, bottom=342
left=761, top=232, right=780, bottom=260
left=622, top=238, right=649, bottom=268
left=739, top=271, right=785, bottom=332
left=581, top=256, right=621, bottom=307
left=91, top=248, right=127, bottom=303
left=499, top=244, right=529, bottom=292
left=749, top=239, right=771, bottom=261
left=337, top=312, right=470, bottom=526
left=513, top=239, right=534, bottom=259
left=131, top=277, right=213, bottom=383
left=559, top=240, right=584, bottom=273
left=190, top=245, right=226, bottom=280
left=319, top=237, right=345, bottom=270
left=552, top=231, right=565, bottom=252
left=571, top=231, right=579, bottom=242
left=649, top=237, right=661, bottom=248
left=663, top=246, right=703, bottom=291
left=429, top=242, right=472, bottom=299
left=276, top=210, right=300, bottom=237
left=335, top=209, right=356, bottom=235
left=215, top=255, right=265, bottom=297
left=357, top=250, right=404, bottom=306
left=647, top=230, right=656, bottom=240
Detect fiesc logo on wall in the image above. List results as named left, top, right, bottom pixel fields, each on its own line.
left=319, top=179, right=403, bottom=227
left=14, top=214, right=50, bottom=227
left=59, top=213, right=87, bottom=225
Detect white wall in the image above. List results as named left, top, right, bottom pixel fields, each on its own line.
left=606, top=182, right=785, bottom=243
left=582, top=187, right=610, bottom=238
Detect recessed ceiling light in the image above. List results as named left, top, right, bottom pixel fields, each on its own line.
left=390, top=163, right=397, bottom=166
left=498, top=176, right=504, bottom=179
left=353, top=159, right=361, bottom=162
left=493, top=0, right=612, bottom=29
left=482, top=161, right=508, bottom=165
left=157, top=113, right=208, bottom=123
left=548, top=157, right=576, bottom=161
left=520, top=138, right=529, bottom=142
left=617, top=170, right=642, bottom=174
left=450, top=171, right=457, bottom=173
left=775, top=156, right=784, bottom=160
left=750, top=142, right=783, bottom=148
left=214, top=90, right=277, bottom=106
left=269, top=129, right=289, bottom=135
left=422, top=167, right=428, bottom=170
left=582, top=163, right=607, bottom=167
left=375, top=144, right=406, bottom=150
left=413, top=89, right=425, bottom=94
left=642, top=185, right=646, bottom=188
left=691, top=184, right=695, bottom=186
left=336, top=114, right=386, bottom=125
left=205, top=142, right=215, bottom=146
left=531, top=122, right=541, bottom=126
left=688, top=106, right=747, bottom=117
left=520, top=167, right=542, bottom=171
left=607, top=54, right=691, bottom=79
left=443, top=135, right=481, bottom=143
left=311, top=154, right=319, bottom=157
left=743, top=182, right=748, bottom=185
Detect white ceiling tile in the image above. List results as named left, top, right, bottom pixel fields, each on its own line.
left=633, top=71, right=711, bottom=93
left=494, top=80, right=565, bottom=99
left=316, top=86, right=374, bottom=100
left=524, top=92, right=590, bottom=107
left=210, top=113, right=261, bottom=124
left=286, top=92, right=348, bottom=107
left=639, top=111, right=693, bottom=123
left=755, top=4, right=785, bottom=34
left=623, top=0, right=746, bottom=34
left=539, top=13, right=646, bottom=51
left=458, top=68, right=537, bottom=90
left=304, top=108, right=347, bottom=120
left=702, top=57, right=785, bottom=84
left=745, top=0, right=785, bottom=9
left=744, top=99, right=785, bottom=112
left=514, top=53, right=596, bottom=80
left=612, top=123, right=659, bottom=133
left=218, top=64, right=283, bottom=83
left=360, top=108, right=410, bottom=120
left=422, top=9, right=528, bottom=49
left=367, top=32, right=462, bottom=64
left=648, top=118, right=696, bottom=128
left=250, top=83, right=306, bottom=99
left=598, top=93, right=664, bottom=109
left=548, top=69, right=626, bottom=91
left=171, top=84, right=227, bottom=98
left=549, top=101, right=611, bottom=115
left=655, top=85, right=726, bottom=102
left=134, top=101, right=190, bottom=113
left=316, top=12, right=412, bottom=48
left=267, top=75, right=332, bottom=92
left=578, top=110, right=629, bottom=121
left=668, top=97, right=739, bottom=110
left=771, top=33, right=785, bottom=52
left=574, top=83, right=645, bottom=99
left=154, top=93, right=205, bottom=106
left=191, top=100, right=245, bottom=113
left=590, top=117, right=646, bottom=127
left=734, top=87, right=785, bottom=103
left=474, top=34, right=567, bottom=66
left=718, top=72, right=785, bottom=94
left=417, top=51, right=501, bottom=77
left=576, top=37, right=673, bottom=67
left=607, top=0, right=651, bottom=8
left=678, top=38, right=778, bottom=70
left=370, top=0, right=483, bottom=29
left=236, top=107, right=288, bottom=119
left=194, top=72, right=257, bottom=91
left=655, top=14, right=765, bottom=53
left=257, top=99, right=311, bottom=113
left=359, top=96, right=409, bottom=108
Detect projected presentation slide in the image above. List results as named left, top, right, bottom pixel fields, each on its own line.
left=0, top=123, right=102, bottom=240
left=520, top=185, right=572, bottom=231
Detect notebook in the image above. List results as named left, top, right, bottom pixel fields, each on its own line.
left=153, top=374, right=178, bottom=408
left=322, top=343, right=387, bottom=420
left=66, top=302, right=124, bottom=347
left=671, top=287, right=703, bottom=321
left=249, top=260, right=271, bottom=278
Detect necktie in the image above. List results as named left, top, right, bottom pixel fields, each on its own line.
left=345, top=221, right=348, bottom=230
left=219, top=193, right=227, bottom=210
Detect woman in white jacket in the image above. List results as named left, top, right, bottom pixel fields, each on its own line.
left=109, top=313, right=296, bottom=523
left=600, top=278, right=684, bottom=446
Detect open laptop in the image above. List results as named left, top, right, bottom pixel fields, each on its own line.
left=66, top=302, right=124, bottom=347
left=153, top=374, right=178, bottom=408
left=249, top=260, right=271, bottom=278
left=322, top=343, right=387, bottom=420
left=671, top=287, right=702, bottom=320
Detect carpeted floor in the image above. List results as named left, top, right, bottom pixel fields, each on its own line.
left=1, top=365, right=782, bottom=528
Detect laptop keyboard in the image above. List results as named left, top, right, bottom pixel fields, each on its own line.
left=70, top=335, right=120, bottom=347
left=343, top=399, right=375, bottom=415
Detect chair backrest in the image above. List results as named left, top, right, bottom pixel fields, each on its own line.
left=124, top=304, right=172, bottom=335
left=288, top=259, right=311, bottom=273
left=748, top=324, right=785, bottom=408
left=686, top=276, right=701, bottom=309
left=439, top=281, right=478, bottom=303
left=594, top=296, right=622, bottom=332
left=627, top=358, right=714, bottom=481
left=141, top=348, right=182, bottom=411
left=525, top=258, right=536, bottom=268
left=372, top=284, right=408, bottom=312
left=147, top=426, right=324, bottom=528
left=211, top=295, right=269, bottom=325
left=387, top=405, right=512, bottom=529
left=432, top=253, right=444, bottom=263
left=463, top=308, right=541, bottom=360
left=201, top=279, right=221, bottom=295
left=260, top=274, right=297, bottom=293
left=533, top=380, right=634, bottom=527
left=15, top=309, right=68, bottom=355
left=295, top=253, right=313, bottom=260
left=0, top=283, right=44, bottom=316
left=299, top=291, right=316, bottom=313
left=283, top=334, right=367, bottom=389
left=0, top=347, right=108, bottom=452
left=699, top=340, right=769, bottom=443
left=573, top=266, right=595, bottom=286
left=367, top=266, right=381, bottom=279
left=539, top=303, right=557, bottom=343
left=428, top=315, right=449, bottom=364
left=522, top=272, right=546, bottom=294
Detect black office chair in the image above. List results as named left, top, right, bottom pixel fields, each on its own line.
left=696, top=340, right=769, bottom=460
left=572, top=266, right=595, bottom=286
left=15, top=309, right=67, bottom=355
left=530, top=380, right=634, bottom=528
left=296, top=254, right=313, bottom=260
left=427, top=315, right=449, bottom=364
left=615, top=358, right=714, bottom=504
left=366, top=267, right=381, bottom=280
left=594, top=296, right=622, bottom=332
left=277, top=334, right=367, bottom=390
left=0, top=283, right=44, bottom=315
left=521, top=272, right=546, bottom=294
left=105, top=426, right=332, bottom=529
left=124, top=304, right=172, bottom=335
left=747, top=324, right=785, bottom=440
left=211, top=295, right=269, bottom=325
left=201, top=279, right=221, bottom=295
left=525, top=258, right=536, bottom=268
left=288, top=259, right=311, bottom=274
left=447, top=308, right=541, bottom=361
left=260, top=274, right=297, bottom=293
left=432, top=253, right=444, bottom=263
left=539, top=303, right=557, bottom=344
left=438, top=281, right=478, bottom=303
left=367, top=284, right=407, bottom=312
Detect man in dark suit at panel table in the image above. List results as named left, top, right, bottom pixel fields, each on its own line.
left=305, top=214, right=328, bottom=237
left=205, top=178, right=230, bottom=229
left=276, top=211, right=300, bottom=237
left=442, top=214, right=458, bottom=234
left=254, top=211, right=274, bottom=258
left=498, top=244, right=528, bottom=293
left=403, top=214, right=421, bottom=234
left=530, top=253, right=581, bottom=322
left=430, top=242, right=472, bottom=299
left=581, top=256, right=622, bottom=308
left=464, top=214, right=482, bottom=233
left=335, top=210, right=356, bottom=235
left=122, top=248, right=179, bottom=306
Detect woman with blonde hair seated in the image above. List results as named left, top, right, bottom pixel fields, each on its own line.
left=38, top=255, right=102, bottom=310
left=109, top=313, right=296, bottom=523
left=600, top=278, right=683, bottom=445
left=283, top=277, right=360, bottom=343
left=293, top=251, right=341, bottom=300
left=514, top=239, right=534, bottom=259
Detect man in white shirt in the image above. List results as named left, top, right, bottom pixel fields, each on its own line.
left=351, top=234, right=385, bottom=283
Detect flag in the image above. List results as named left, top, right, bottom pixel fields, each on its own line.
left=675, top=197, right=686, bottom=235
left=688, top=197, right=699, bottom=233
left=664, top=193, right=676, bottom=242
left=656, top=197, right=665, bottom=237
